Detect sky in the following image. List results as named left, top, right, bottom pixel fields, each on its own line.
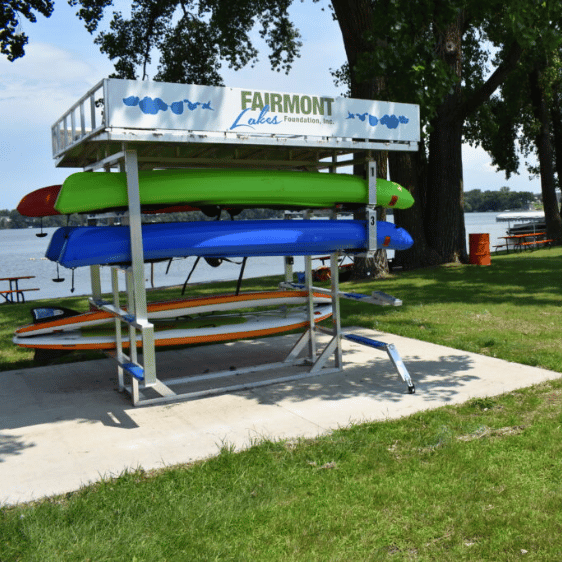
left=0, top=1, right=542, bottom=212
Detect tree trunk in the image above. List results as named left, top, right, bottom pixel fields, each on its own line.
left=330, top=0, right=376, bottom=78
left=332, top=0, right=390, bottom=278
left=426, top=106, right=467, bottom=262
left=425, top=12, right=468, bottom=263
left=389, top=146, right=441, bottom=269
left=529, top=66, right=562, bottom=244
left=549, top=98, right=562, bottom=214
left=333, top=0, right=467, bottom=267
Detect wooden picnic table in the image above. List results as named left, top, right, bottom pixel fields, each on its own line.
left=0, top=276, right=39, bottom=304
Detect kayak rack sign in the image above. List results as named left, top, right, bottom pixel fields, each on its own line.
left=106, top=79, right=420, bottom=143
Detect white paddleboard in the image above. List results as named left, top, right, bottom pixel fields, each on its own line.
left=15, top=290, right=332, bottom=338
left=13, top=304, right=333, bottom=350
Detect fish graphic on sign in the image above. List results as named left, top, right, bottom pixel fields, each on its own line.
left=346, top=112, right=409, bottom=129
left=122, top=96, right=215, bottom=115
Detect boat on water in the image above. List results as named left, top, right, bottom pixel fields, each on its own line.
left=496, top=211, right=545, bottom=235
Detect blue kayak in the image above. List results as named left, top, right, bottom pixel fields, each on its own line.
left=46, top=220, right=414, bottom=268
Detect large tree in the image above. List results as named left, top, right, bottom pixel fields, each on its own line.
left=343, top=0, right=562, bottom=265
left=467, top=43, right=562, bottom=244
left=10, top=0, right=561, bottom=267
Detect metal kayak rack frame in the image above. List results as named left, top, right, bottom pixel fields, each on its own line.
left=51, top=78, right=420, bottom=406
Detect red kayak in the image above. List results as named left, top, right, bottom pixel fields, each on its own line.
left=17, top=185, right=200, bottom=217
left=17, top=185, right=62, bottom=217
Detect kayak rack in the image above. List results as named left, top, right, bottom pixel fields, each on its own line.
left=84, top=164, right=414, bottom=406
left=50, top=78, right=420, bottom=406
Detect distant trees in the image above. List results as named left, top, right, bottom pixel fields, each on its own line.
left=0, top=210, right=86, bottom=229
left=464, top=188, right=536, bottom=213
left=0, top=207, right=282, bottom=229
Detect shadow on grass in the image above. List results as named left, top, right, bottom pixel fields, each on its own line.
left=375, top=251, right=562, bottom=309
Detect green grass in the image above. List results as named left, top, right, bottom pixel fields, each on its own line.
left=3, top=247, right=562, bottom=372
left=340, top=247, right=562, bottom=372
left=2, top=379, right=562, bottom=560
left=2, top=248, right=562, bottom=560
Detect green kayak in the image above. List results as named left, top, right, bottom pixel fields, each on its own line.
left=55, top=169, right=414, bottom=214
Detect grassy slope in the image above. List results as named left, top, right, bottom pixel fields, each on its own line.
left=2, top=381, right=562, bottom=561
left=340, top=248, right=562, bottom=372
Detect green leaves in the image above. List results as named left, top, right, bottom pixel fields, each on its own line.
left=68, top=0, right=113, bottom=34
left=0, top=0, right=54, bottom=61
left=155, top=18, right=224, bottom=85
left=73, top=0, right=304, bottom=83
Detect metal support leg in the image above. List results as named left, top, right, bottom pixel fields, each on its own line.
left=304, top=254, right=316, bottom=361
left=385, top=343, right=415, bottom=393
left=330, top=251, right=342, bottom=369
left=302, top=210, right=316, bottom=362
left=284, top=257, right=294, bottom=283
left=283, top=211, right=294, bottom=283
left=124, top=267, right=140, bottom=401
left=112, top=267, right=125, bottom=391
left=124, top=149, right=156, bottom=386
left=344, top=333, right=415, bottom=393
left=90, top=265, right=101, bottom=301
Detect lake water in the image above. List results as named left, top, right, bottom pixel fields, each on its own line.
left=0, top=213, right=507, bottom=302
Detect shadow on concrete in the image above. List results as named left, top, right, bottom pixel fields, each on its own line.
left=0, top=330, right=479, bottom=449
left=0, top=434, right=34, bottom=463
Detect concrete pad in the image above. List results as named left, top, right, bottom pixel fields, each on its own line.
left=0, top=328, right=559, bottom=506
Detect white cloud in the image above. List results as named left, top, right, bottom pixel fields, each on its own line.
left=1, top=43, right=95, bottom=82
left=0, top=43, right=110, bottom=129
left=462, top=144, right=540, bottom=193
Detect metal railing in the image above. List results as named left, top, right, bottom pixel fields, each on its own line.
left=51, top=80, right=107, bottom=158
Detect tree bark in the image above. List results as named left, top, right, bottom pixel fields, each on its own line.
left=424, top=11, right=468, bottom=263
left=529, top=65, right=562, bottom=244
left=330, top=0, right=377, bottom=81
left=549, top=97, right=562, bottom=214
left=389, top=146, right=441, bottom=269
left=426, top=105, right=467, bottom=262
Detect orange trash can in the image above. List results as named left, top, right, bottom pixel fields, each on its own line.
left=469, top=233, right=491, bottom=266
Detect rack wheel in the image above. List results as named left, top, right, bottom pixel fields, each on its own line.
left=408, top=385, right=415, bottom=394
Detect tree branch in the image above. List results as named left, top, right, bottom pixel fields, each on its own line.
left=460, top=40, right=523, bottom=120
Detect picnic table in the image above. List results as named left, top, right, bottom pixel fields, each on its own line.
left=0, top=276, right=39, bottom=303
left=494, top=232, right=553, bottom=254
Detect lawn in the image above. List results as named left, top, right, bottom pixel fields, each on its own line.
left=1, top=248, right=562, bottom=561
